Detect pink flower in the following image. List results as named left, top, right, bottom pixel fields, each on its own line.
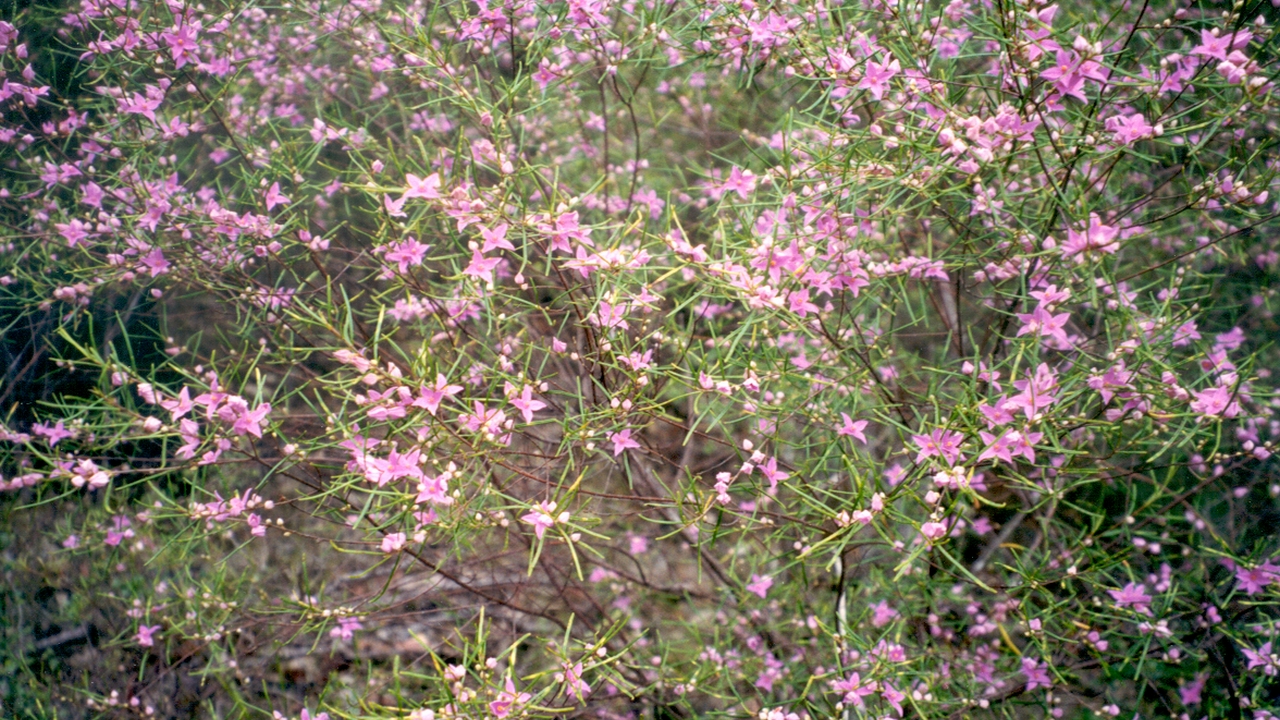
left=1108, top=582, right=1153, bottom=615
left=70, top=458, right=110, bottom=489
left=384, top=194, right=408, bottom=217
left=837, top=413, right=868, bottom=443
left=1178, top=674, right=1206, bottom=706
left=381, top=532, right=407, bottom=553
left=384, top=237, right=430, bottom=273
left=721, top=166, right=757, bottom=199
left=56, top=219, right=91, bottom=247
left=1040, top=50, right=1081, bottom=86
left=160, top=387, right=194, bottom=421
left=977, top=429, right=1040, bottom=465
left=247, top=513, right=266, bottom=536
left=590, top=300, right=630, bottom=331
left=920, top=521, right=948, bottom=542
left=562, top=662, right=591, bottom=700
left=139, top=247, right=170, bottom=276
left=911, top=428, right=965, bottom=466
left=1192, top=28, right=1249, bottom=62
left=1105, top=112, right=1155, bottom=145
left=104, top=514, right=135, bottom=546
left=230, top=402, right=271, bottom=438
left=510, top=386, right=546, bottom=424
left=118, top=86, right=164, bottom=122
left=857, top=56, right=900, bottom=100
left=1061, top=213, right=1119, bottom=262
left=32, top=420, right=75, bottom=446
left=135, top=624, right=161, bottom=647
left=1015, top=304, right=1071, bottom=347
left=1235, top=562, right=1279, bottom=595
left=758, top=456, right=789, bottom=491
left=357, top=446, right=423, bottom=487
left=458, top=401, right=507, bottom=438
left=1190, top=386, right=1240, bottom=419
left=522, top=500, right=562, bottom=540
left=1021, top=657, right=1052, bottom=691
left=160, top=22, right=200, bottom=68
left=264, top=182, right=291, bottom=211
left=881, top=681, right=905, bottom=716
left=753, top=655, right=784, bottom=692
left=1007, top=363, right=1059, bottom=421
left=329, top=616, right=364, bottom=641
left=532, top=60, right=560, bottom=90
left=403, top=172, right=441, bottom=200
left=489, top=677, right=531, bottom=718
left=832, top=671, right=875, bottom=707
left=462, top=249, right=502, bottom=283
left=870, top=600, right=898, bottom=627
left=1242, top=641, right=1278, bottom=676
left=746, top=573, right=773, bottom=598
left=332, top=350, right=372, bottom=372
left=608, top=428, right=642, bottom=456
left=414, top=374, right=463, bottom=416
left=415, top=473, right=451, bottom=506
left=479, top=223, right=515, bottom=253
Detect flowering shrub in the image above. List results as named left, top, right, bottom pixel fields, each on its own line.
left=2, top=0, right=1280, bottom=718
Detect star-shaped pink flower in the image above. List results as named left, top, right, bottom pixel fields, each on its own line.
left=746, top=573, right=773, bottom=598
left=510, top=386, right=546, bottom=424
left=837, top=413, right=868, bottom=443
left=608, top=428, right=642, bottom=456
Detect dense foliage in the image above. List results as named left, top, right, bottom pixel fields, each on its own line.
left=2, top=0, right=1280, bottom=717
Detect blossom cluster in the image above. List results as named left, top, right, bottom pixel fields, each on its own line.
left=1, top=0, right=1279, bottom=718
